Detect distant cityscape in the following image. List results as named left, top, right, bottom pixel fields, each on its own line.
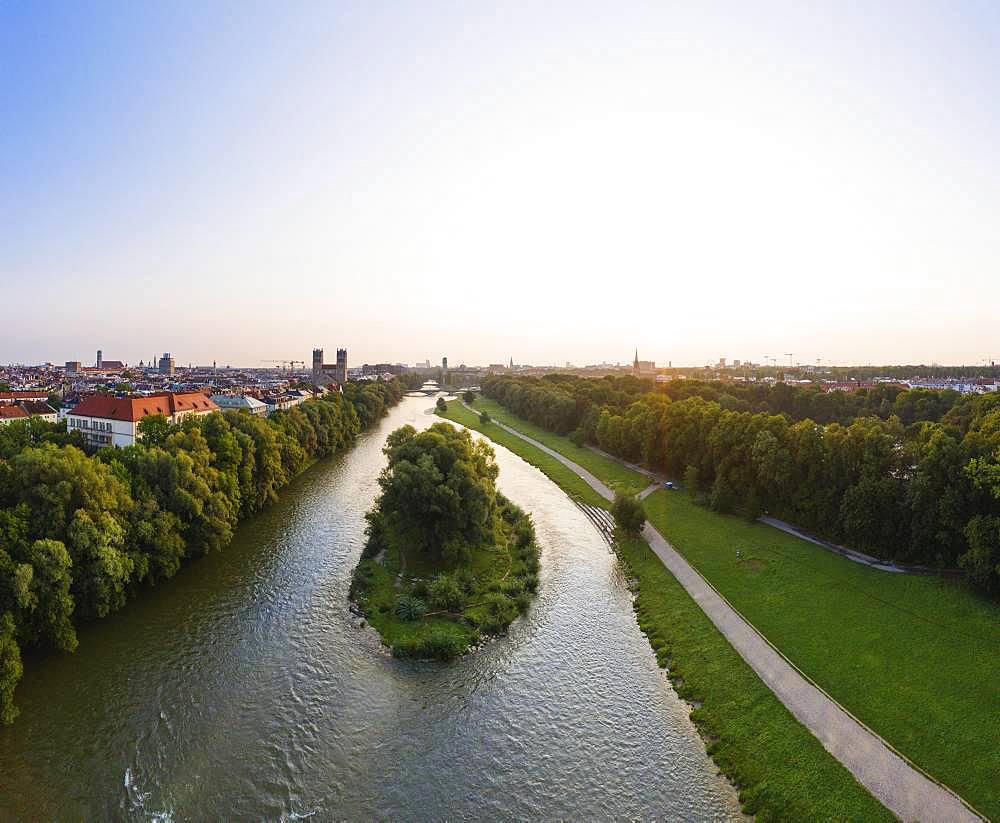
left=3, top=344, right=999, bottom=446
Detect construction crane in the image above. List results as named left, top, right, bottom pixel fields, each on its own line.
left=262, top=359, right=306, bottom=370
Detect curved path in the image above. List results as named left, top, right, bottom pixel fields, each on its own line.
left=475, top=409, right=981, bottom=823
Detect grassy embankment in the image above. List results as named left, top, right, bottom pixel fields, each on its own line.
left=644, top=490, right=1000, bottom=819
left=440, top=399, right=891, bottom=820
left=460, top=397, right=1000, bottom=820
left=442, top=400, right=609, bottom=507
left=470, top=397, right=651, bottom=495
left=351, top=495, right=540, bottom=660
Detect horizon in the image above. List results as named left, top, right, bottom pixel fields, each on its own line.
left=3, top=2, right=999, bottom=366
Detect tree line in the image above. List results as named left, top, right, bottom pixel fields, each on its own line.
left=483, top=374, right=1000, bottom=593
left=0, top=379, right=404, bottom=723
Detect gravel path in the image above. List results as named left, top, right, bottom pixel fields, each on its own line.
left=477, top=409, right=981, bottom=823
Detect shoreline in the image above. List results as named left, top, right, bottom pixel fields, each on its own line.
left=437, top=399, right=926, bottom=821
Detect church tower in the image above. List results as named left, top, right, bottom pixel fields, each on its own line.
left=312, top=348, right=323, bottom=387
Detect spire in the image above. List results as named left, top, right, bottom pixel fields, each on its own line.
left=634, top=348, right=639, bottom=367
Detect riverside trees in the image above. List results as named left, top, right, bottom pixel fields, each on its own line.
left=0, top=379, right=404, bottom=723
left=484, top=374, right=1000, bottom=592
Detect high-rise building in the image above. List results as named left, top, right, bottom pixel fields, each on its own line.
left=158, top=353, right=175, bottom=376
left=96, top=349, right=103, bottom=369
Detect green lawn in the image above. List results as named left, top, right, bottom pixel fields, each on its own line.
left=439, top=401, right=609, bottom=507
left=468, top=397, right=651, bottom=496
left=618, top=536, right=892, bottom=822
left=644, top=489, right=1000, bottom=819
left=471, top=397, right=1000, bottom=819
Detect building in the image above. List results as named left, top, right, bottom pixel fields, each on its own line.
left=66, top=391, right=218, bottom=448
left=632, top=350, right=656, bottom=375
left=442, top=356, right=448, bottom=371
left=158, top=353, right=176, bottom=376
left=96, top=350, right=103, bottom=369
left=65, top=361, right=82, bottom=374
left=211, top=393, right=268, bottom=416
left=0, top=406, right=29, bottom=426
left=312, top=346, right=349, bottom=387
left=19, top=401, right=58, bottom=423
left=262, top=393, right=306, bottom=414
left=0, top=390, right=49, bottom=405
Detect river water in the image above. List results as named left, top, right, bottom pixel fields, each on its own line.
left=0, top=394, right=742, bottom=821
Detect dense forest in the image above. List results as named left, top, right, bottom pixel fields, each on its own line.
left=483, top=374, right=1000, bottom=592
left=0, top=379, right=404, bottom=723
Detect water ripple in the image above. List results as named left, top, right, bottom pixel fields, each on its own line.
left=0, top=397, right=743, bottom=821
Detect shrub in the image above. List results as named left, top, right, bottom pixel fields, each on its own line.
left=513, top=520, right=535, bottom=548
left=427, top=574, right=466, bottom=612
left=463, top=390, right=477, bottom=403
left=611, top=491, right=646, bottom=536
left=435, top=397, right=447, bottom=412
left=420, top=627, right=466, bottom=660
left=683, top=464, right=701, bottom=493
left=479, top=411, right=491, bottom=424
left=453, top=567, right=478, bottom=594
left=393, top=594, right=427, bottom=621
left=482, top=592, right=519, bottom=626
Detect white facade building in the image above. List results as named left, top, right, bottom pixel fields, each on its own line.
left=66, top=392, right=219, bottom=448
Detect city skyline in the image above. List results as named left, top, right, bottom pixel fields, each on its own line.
left=4, top=3, right=1000, bottom=366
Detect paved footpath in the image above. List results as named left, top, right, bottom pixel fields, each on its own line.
left=478, top=410, right=981, bottom=823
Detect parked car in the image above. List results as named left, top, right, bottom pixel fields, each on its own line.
left=663, top=481, right=675, bottom=490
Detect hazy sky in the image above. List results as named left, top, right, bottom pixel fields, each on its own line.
left=3, top=2, right=999, bottom=368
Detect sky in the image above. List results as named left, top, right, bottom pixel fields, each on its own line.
left=2, top=1, right=999, bottom=368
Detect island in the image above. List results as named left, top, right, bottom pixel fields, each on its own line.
left=350, top=422, right=540, bottom=660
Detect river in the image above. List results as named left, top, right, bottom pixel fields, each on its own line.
left=0, top=394, right=743, bottom=821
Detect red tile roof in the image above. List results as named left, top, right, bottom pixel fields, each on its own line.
left=69, top=392, right=218, bottom=422
left=0, top=406, right=29, bottom=420
left=0, top=391, right=49, bottom=403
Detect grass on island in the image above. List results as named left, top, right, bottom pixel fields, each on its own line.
left=468, top=397, right=651, bottom=496
left=438, top=400, right=609, bottom=507
left=351, top=494, right=540, bottom=660
left=616, top=535, right=893, bottom=822
left=468, top=396, right=1000, bottom=819
left=643, top=489, right=1000, bottom=819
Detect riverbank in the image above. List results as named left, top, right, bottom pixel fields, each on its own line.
left=438, top=400, right=891, bottom=820
left=0, top=380, right=406, bottom=725
left=471, top=395, right=999, bottom=819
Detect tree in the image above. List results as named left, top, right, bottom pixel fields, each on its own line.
left=377, top=423, right=498, bottom=564
left=611, top=491, right=646, bottom=536
left=463, top=390, right=477, bottom=404
left=0, top=613, right=22, bottom=724
left=436, top=397, right=447, bottom=413
left=479, top=411, right=491, bottom=425
left=137, top=414, right=173, bottom=447
left=21, top=540, right=77, bottom=652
